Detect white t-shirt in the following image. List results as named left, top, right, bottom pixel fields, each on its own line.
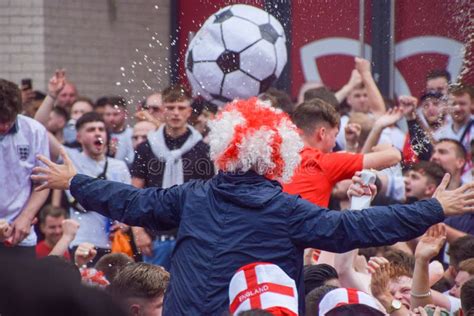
left=433, top=121, right=469, bottom=141
left=65, top=148, right=131, bottom=249
left=110, top=127, right=134, bottom=166
left=63, top=119, right=77, bottom=144
left=442, top=291, right=461, bottom=314
left=336, top=113, right=382, bottom=150
left=336, top=115, right=350, bottom=150
left=0, top=115, right=50, bottom=246
left=379, top=164, right=405, bottom=201
left=378, top=126, right=406, bottom=151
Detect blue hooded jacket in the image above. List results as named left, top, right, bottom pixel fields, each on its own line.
left=70, top=171, right=444, bottom=315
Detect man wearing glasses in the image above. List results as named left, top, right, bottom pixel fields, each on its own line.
left=139, top=92, right=164, bottom=127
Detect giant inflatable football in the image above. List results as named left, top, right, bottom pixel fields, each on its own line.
left=185, top=4, right=287, bottom=107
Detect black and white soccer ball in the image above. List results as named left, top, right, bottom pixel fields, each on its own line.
left=185, top=4, right=287, bottom=107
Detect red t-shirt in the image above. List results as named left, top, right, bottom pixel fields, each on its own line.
left=283, top=147, right=364, bottom=207
left=36, top=240, right=71, bottom=260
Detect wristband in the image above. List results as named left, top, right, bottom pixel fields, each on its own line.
left=410, top=290, right=431, bottom=298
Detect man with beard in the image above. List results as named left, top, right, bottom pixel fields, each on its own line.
left=429, top=139, right=474, bottom=235
left=56, top=81, right=78, bottom=112
left=103, top=96, right=135, bottom=166
left=46, top=107, right=68, bottom=144
left=419, top=91, right=447, bottom=132
left=34, top=70, right=78, bottom=129
left=434, top=85, right=474, bottom=183
left=400, top=91, right=447, bottom=163
left=426, top=69, right=451, bottom=96
left=33, top=98, right=474, bottom=315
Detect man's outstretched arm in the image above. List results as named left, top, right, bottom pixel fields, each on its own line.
left=289, top=196, right=445, bottom=252
left=70, top=174, right=182, bottom=231
left=31, top=147, right=182, bottom=232
left=289, top=173, right=474, bottom=252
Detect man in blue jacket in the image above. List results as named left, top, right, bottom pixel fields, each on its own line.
left=32, top=98, right=474, bottom=315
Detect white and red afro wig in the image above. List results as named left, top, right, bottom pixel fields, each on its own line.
left=208, top=97, right=303, bottom=183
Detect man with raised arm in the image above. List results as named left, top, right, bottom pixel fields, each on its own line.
left=283, top=99, right=401, bottom=207
left=336, top=57, right=387, bottom=150
left=32, top=98, right=474, bottom=315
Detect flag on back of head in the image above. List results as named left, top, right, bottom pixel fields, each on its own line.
left=228, top=262, right=298, bottom=316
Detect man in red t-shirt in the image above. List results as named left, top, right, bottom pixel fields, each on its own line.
left=283, top=99, right=402, bottom=207
left=36, top=205, right=72, bottom=260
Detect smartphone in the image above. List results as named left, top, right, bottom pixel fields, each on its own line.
left=21, top=78, right=32, bottom=90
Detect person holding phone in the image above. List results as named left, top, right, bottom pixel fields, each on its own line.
left=20, top=78, right=35, bottom=107
left=32, top=98, right=474, bottom=315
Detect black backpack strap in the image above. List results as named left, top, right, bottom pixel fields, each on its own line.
left=69, top=158, right=108, bottom=213
left=460, top=119, right=474, bottom=145
left=96, top=158, right=108, bottom=180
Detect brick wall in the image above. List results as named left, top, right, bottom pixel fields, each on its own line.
left=2, top=0, right=171, bottom=105
left=0, top=0, right=46, bottom=91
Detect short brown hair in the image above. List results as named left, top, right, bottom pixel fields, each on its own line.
left=426, top=69, right=451, bottom=82
left=162, top=85, right=192, bottom=103
left=75, top=111, right=105, bottom=130
left=462, top=278, right=474, bottom=314
left=104, top=96, right=128, bottom=109
left=303, top=87, right=339, bottom=109
left=108, top=263, right=169, bottom=299
left=292, top=99, right=340, bottom=135
left=449, top=84, right=474, bottom=100
left=447, top=235, right=474, bottom=269
left=459, top=258, right=474, bottom=275
left=95, top=253, right=134, bottom=282
left=0, top=79, right=22, bottom=123
left=39, top=205, right=68, bottom=225
left=52, top=106, right=69, bottom=122
left=384, top=250, right=415, bottom=279
left=437, top=138, right=467, bottom=160
left=410, top=161, right=446, bottom=186
left=261, top=87, right=294, bottom=114
left=73, top=96, right=95, bottom=108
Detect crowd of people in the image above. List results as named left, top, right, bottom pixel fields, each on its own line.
left=1, top=55, right=474, bottom=316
